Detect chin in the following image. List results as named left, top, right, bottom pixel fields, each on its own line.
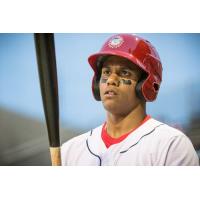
left=102, top=101, right=127, bottom=115
left=102, top=101, right=118, bottom=112
left=102, top=98, right=142, bottom=116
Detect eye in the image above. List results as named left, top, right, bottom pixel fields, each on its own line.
left=102, top=69, right=111, bottom=76
left=120, top=69, right=130, bottom=76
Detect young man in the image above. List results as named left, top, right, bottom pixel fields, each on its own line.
left=61, top=34, right=199, bottom=166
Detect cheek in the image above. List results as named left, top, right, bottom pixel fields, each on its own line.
left=99, top=83, right=106, bottom=97
left=123, top=84, right=138, bottom=100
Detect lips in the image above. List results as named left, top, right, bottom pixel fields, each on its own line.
left=104, top=88, right=118, bottom=97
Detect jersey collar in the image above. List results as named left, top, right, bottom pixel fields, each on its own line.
left=87, top=118, right=164, bottom=157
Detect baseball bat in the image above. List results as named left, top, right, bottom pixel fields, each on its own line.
left=34, top=33, right=61, bottom=166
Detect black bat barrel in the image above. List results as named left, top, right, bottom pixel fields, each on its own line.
left=34, top=33, right=60, bottom=148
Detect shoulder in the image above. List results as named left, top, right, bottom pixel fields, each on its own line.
left=150, top=118, right=199, bottom=166
left=62, top=131, right=90, bottom=149
left=141, top=118, right=187, bottom=146
left=149, top=118, right=184, bottom=137
left=150, top=118, right=193, bottom=150
left=61, top=125, right=103, bottom=165
left=61, top=125, right=103, bottom=149
left=145, top=118, right=191, bottom=145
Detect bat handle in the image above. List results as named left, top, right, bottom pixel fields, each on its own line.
left=49, top=147, right=61, bottom=166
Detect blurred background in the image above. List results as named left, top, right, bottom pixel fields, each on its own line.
left=0, top=33, right=200, bottom=165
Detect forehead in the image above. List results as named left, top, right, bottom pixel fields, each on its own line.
left=102, top=55, right=140, bottom=71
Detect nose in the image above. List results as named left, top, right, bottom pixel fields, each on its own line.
left=107, top=73, right=120, bottom=86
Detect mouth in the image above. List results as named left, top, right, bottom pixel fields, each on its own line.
left=104, top=89, right=118, bottom=97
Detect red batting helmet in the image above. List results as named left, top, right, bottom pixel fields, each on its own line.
left=88, top=34, right=162, bottom=102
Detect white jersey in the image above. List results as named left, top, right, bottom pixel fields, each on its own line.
left=61, top=118, right=199, bottom=166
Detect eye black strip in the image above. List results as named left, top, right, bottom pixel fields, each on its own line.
left=100, top=78, right=132, bottom=85
left=100, top=78, right=107, bottom=83
left=120, top=124, right=164, bottom=154
left=121, top=79, right=132, bottom=85
left=86, top=138, right=102, bottom=166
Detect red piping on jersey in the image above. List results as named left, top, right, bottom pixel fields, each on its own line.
left=101, top=115, right=151, bottom=148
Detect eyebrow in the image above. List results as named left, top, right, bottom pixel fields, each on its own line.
left=102, top=65, right=136, bottom=71
left=102, top=65, right=110, bottom=69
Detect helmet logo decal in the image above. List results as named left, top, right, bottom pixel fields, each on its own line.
left=108, top=36, right=124, bottom=48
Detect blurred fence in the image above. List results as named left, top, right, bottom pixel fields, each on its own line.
left=0, top=107, right=76, bottom=166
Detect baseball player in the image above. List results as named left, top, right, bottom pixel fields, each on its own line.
left=61, top=34, right=199, bottom=166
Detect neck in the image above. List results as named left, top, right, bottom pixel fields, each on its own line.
left=106, top=103, right=146, bottom=138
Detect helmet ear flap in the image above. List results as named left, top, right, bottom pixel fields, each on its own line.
left=92, top=76, right=101, bottom=101
left=135, top=79, right=146, bottom=102
left=136, top=73, right=160, bottom=102
left=135, top=71, right=149, bottom=101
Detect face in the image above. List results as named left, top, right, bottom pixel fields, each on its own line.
left=99, top=56, right=143, bottom=116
